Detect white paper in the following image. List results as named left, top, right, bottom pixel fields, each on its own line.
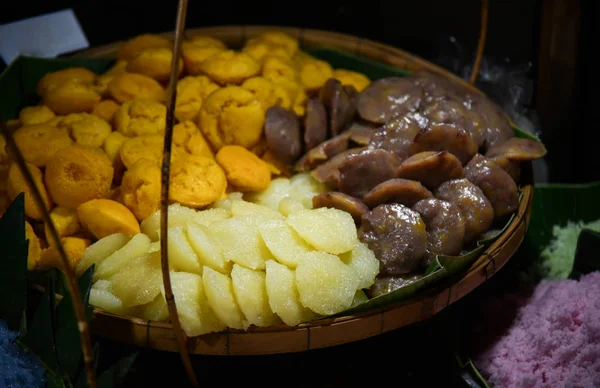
left=0, top=9, right=89, bottom=65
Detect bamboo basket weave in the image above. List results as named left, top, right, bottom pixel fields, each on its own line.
left=72, top=26, right=534, bottom=356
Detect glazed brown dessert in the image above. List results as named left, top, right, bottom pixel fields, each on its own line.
left=258, top=68, right=547, bottom=297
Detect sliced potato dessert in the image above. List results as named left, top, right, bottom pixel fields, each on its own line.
left=265, top=260, right=318, bottom=326
left=231, top=264, right=280, bottom=327
left=186, top=221, right=231, bottom=274
left=259, top=218, right=313, bottom=269
left=339, top=242, right=380, bottom=290
left=191, top=207, right=230, bottom=227
left=110, top=251, right=162, bottom=307
left=167, top=226, right=202, bottom=274
left=287, top=208, right=357, bottom=254
left=163, top=271, right=226, bottom=337
left=230, top=199, right=283, bottom=221
left=94, top=233, right=151, bottom=281
left=202, top=267, right=247, bottom=330
left=245, top=177, right=291, bottom=211
left=76, top=233, right=128, bottom=276
left=140, top=203, right=199, bottom=241
left=295, top=251, right=359, bottom=316
left=89, top=288, right=130, bottom=316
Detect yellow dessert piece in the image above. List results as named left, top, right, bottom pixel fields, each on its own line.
left=126, top=47, right=183, bottom=82
left=169, top=155, right=227, bottom=208
left=92, top=100, right=120, bottom=123
left=181, top=40, right=227, bottom=76
left=174, top=75, right=220, bottom=122
left=7, top=162, right=53, bottom=220
left=173, top=121, right=214, bottom=159
left=216, top=145, right=272, bottom=192
left=44, top=206, right=81, bottom=245
left=36, top=67, right=97, bottom=96
left=102, top=131, right=128, bottom=183
left=95, top=59, right=129, bottom=96
left=242, top=31, right=299, bottom=62
left=44, top=145, right=113, bottom=208
left=39, top=236, right=92, bottom=270
left=56, top=113, right=112, bottom=148
left=108, top=73, right=165, bottom=103
left=198, top=50, right=260, bottom=85
left=77, top=198, right=141, bottom=239
left=262, top=56, right=298, bottom=84
left=116, top=33, right=173, bottom=61
left=298, top=59, right=333, bottom=92
left=19, top=105, right=55, bottom=126
left=0, top=134, right=8, bottom=165
left=43, top=80, right=102, bottom=115
left=11, top=124, right=73, bottom=167
left=241, top=76, right=291, bottom=109
left=119, top=135, right=185, bottom=169
left=114, top=99, right=167, bottom=137
left=121, top=158, right=161, bottom=221
left=197, top=86, right=265, bottom=150
left=332, top=69, right=371, bottom=92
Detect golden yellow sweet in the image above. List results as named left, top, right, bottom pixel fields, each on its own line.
left=0, top=164, right=8, bottom=191
left=188, top=35, right=227, bottom=48
left=169, top=155, right=227, bottom=208
left=126, top=47, right=184, bottom=82
left=241, top=76, right=292, bottom=109
left=181, top=41, right=226, bottom=76
left=332, top=69, right=370, bottom=92
left=7, top=162, right=53, bottom=220
left=114, top=99, right=166, bottom=137
left=44, top=145, right=113, bottom=208
left=43, top=80, right=102, bottom=115
left=174, top=75, right=220, bottom=122
left=173, top=121, right=214, bottom=159
left=25, top=221, right=42, bottom=270
left=102, top=131, right=127, bottom=183
left=44, top=206, right=81, bottom=245
left=119, top=135, right=171, bottom=169
left=92, top=100, right=120, bottom=123
left=198, top=50, right=260, bottom=85
left=46, top=116, right=63, bottom=127
left=39, top=236, right=91, bottom=270
left=121, top=158, right=161, bottom=221
left=116, top=33, right=173, bottom=61
left=36, top=67, right=97, bottom=96
left=95, top=60, right=129, bottom=96
left=77, top=198, right=141, bottom=239
left=107, top=73, right=165, bottom=103
left=262, top=56, right=298, bottom=84
left=298, top=59, right=334, bottom=92
left=11, top=124, right=72, bottom=167
left=215, top=145, right=271, bottom=192
left=262, top=150, right=289, bottom=177
left=56, top=113, right=111, bottom=148
left=243, top=32, right=299, bottom=62
left=19, top=105, right=55, bottom=126
left=198, top=86, right=265, bottom=150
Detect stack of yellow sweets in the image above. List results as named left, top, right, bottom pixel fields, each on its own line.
left=0, top=30, right=372, bottom=277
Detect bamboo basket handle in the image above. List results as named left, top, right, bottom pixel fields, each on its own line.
left=159, top=0, right=199, bottom=386
left=471, top=0, right=489, bottom=85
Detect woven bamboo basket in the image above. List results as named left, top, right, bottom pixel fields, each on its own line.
left=71, top=25, right=534, bottom=356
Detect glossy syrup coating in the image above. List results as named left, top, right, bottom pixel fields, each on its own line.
left=434, top=178, right=494, bottom=244
left=396, top=151, right=464, bottom=189
left=359, top=203, right=428, bottom=276
left=467, top=93, right=514, bottom=150
left=410, top=123, right=478, bottom=165
left=357, top=77, right=424, bottom=124
left=320, top=78, right=357, bottom=136
left=464, top=154, right=519, bottom=218
left=368, top=112, right=427, bottom=159
left=420, top=98, right=486, bottom=148
left=264, top=106, right=302, bottom=164
left=303, top=96, right=328, bottom=151
left=363, top=178, right=433, bottom=208
left=310, top=147, right=367, bottom=188
left=485, top=137, right=548, bottom=162
left=338, top=149, right=403, bottom=198
left=294, top=131, right=351, bottom=171
left=366, top=275, right=421, bottom=298
left=312, top=191, right=369, bottom=224
left=412, top=198, right=466, bottom=267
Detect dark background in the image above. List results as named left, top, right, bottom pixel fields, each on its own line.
left=0, top=2, right=597, bottom=386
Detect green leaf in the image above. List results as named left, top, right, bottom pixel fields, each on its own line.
left=0, top=193, right=27, bottom=330
left=18, top=271, right=58, bottom=371
left=54, top=265, right=95, bottom=380
left=569, top=229, right=600, bottom=280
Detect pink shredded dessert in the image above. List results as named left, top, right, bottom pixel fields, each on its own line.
left=473, top=271, right=600, bottom=388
